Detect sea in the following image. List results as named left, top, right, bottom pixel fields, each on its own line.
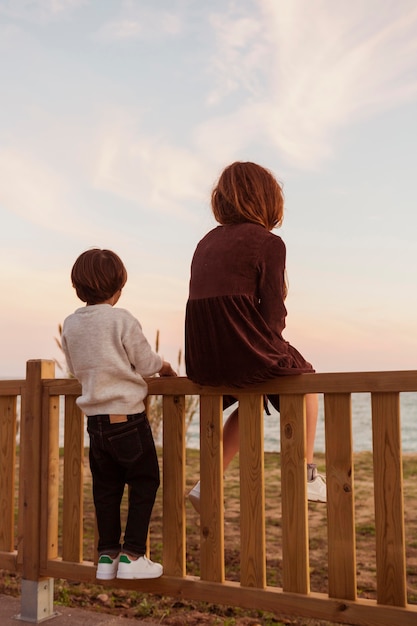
left=183, top=392, right=417, bottom=454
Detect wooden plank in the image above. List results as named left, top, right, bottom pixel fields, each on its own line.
left=62, top=395, right=84, bottom=563
left=146, top=370, right=417, bottom=396
left=324, top=393, right=356, bottom=600
left=0, top=550, right=18, bottom=572
left=39, top=391, right=60, bottom=568
left=20, top=360, right=55, bottom=580
left=199, top=395, right=224, bottom=582
left=41, top=560, right=417, bottom=626
left=371, top=392, right=407, bottom=607
left=162, top=394, right=186, bottom=576
left=42, top=379, right=81, bottom=395
left=238, top=394, right=266, bottom=588
left=280, top=393, right=309, bottom=594
left=17, top=390, right=25, bottom=567
left=0, top=382, right=24, bottom=395
left=0, top=395, right=17, bottom=551
left=44, top=369, right=417, bottom=398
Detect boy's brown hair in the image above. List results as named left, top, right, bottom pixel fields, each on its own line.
left=71, top=248, right=127, bottom=305
left=211, top=161, right=284, bottom=230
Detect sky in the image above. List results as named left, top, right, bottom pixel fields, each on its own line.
left=1, top=0, right=417, bottom=379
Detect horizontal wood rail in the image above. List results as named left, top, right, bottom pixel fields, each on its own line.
left=0, top=361, right=416, bottom=625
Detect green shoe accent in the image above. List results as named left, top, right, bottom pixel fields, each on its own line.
left=98, top=555, right=114, bottom=564
left=119, top=554, right=131, bottom=564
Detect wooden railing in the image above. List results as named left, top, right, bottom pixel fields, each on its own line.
left=0, top=359, right=416, bottom=625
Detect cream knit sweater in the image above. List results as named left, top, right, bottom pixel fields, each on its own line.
left=62, top=304, right=162, bottom=415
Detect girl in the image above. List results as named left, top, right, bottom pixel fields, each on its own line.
left=185, top=162, right=326, bottom=509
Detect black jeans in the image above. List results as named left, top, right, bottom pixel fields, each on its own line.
left=87, top=412, right=160, bottom=556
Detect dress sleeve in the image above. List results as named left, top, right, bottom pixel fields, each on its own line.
left=257, top=235, right=288, bottom=337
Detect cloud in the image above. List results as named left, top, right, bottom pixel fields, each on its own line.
left=0, top=149, right=71, bottom=226
left=93, top=8, right=182, bottom=42
left=91, top=111, right=212, bottom=219
left=93, top=19, right=143, bottom=41
left=0, top=0, right=86, bottom=23
left=86, top=0, right=417, bottom=207
left=270, top=1, right=417, bottom=158
left=0, top=145, right=139, bottom=242
left=3, top=0, right=417, bottom=229
left=205, top=0, right=417, bottom=168
left=206, top=8, right=265, bottom=105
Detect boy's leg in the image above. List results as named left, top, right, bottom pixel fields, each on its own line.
left=118, top=415, right=160, bottom=556
left=87, top=418, right=125, bottom=555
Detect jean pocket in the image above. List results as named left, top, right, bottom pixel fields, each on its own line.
left=107, top=425, right=144, bottom=464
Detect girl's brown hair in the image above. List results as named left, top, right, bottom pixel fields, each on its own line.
left=71, top=248, right=127, bottom=305
left=211, top=161, right=284, bottom=230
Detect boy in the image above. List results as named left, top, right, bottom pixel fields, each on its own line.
left=62, top=248, right=176, bottom=580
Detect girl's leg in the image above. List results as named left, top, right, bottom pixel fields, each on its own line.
left=305, top=393, right=319, bottom=465
left=222, top=408, right=239, bottom=472
left=189, top=393, right=326, bottom=508
left=305, top=392, right=326, bottom=501
left=188, top=405, right=238, bottom=512
left=223, top=393, right=319, bottom=468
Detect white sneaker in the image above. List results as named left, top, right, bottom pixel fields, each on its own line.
left=116, top=554, right=163, bottom=579
left=307, top=474, right=327, bottom=503
left=96, top=553, right=120, bottom=580
left=188, top=481, right=200, bottom=513
left=188, top=475, right=326, bottom=508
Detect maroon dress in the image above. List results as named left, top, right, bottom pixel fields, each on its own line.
left=185, top=222, right=314, bottom=388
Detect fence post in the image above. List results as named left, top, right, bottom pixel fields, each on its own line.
left=18, top=360, right=57, bottom=623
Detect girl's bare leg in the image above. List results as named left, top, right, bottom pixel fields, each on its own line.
left=222, top=408, right=239, bottom=472
left=222, top=394, right=319, bottom=470
left=305, top=393, right=319, bottom=464
left=189, top=393, right=325, bottom=509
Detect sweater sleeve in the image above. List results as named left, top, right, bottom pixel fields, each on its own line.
left=61, top=333, right=75, bottom=377
left=122, top=316, right=163, bottom=377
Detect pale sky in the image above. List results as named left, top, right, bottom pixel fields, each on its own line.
left=1, top=0, right=417, bottom=378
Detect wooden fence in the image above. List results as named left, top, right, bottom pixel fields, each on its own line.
left=0, top=359, right=416, bottom=625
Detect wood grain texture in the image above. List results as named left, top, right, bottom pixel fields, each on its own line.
left=162, top=394, right=186, bottom=576
left=0, top=395, right=17, bottom=553
left=280, top=393, right=309, bottom=594
left=62, top=395, right=84, bottom=563
left=324, top=393, right=356, bottom=600
left=199, top=394, right=224, bottom=582
left=239, top=394, right=266, bottom=588
left=371, top=392, right=407, bottom=607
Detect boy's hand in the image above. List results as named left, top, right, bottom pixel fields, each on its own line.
left=158, top=361, right=177, bottom=377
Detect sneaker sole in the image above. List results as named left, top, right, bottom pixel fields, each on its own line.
left=116, top=570, right=163, bottom=580
left=96, top=572, right=117, bottom=580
